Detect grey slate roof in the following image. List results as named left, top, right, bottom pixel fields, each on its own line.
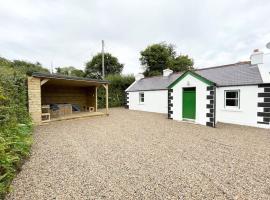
left=196, top=62, right=263, bottom=86
left=126, top=73, right=182, bottom=91
left=126, top=62, right=263, bottom=92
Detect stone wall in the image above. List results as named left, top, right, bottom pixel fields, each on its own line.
left=28, top=77, right=41, bottom=124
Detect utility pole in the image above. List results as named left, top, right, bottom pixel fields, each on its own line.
left=102, top=40, right=105, bottom=79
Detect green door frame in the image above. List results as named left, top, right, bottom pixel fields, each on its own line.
left=182, top=87, right=196, bottom=120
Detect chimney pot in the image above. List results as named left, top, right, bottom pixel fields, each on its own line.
left=254, top=49, right=259, bottom=52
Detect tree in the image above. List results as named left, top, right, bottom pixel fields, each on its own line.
left=140, top=42, right=193, bottom=77
left=85, top=53, right=124, bottom=79
left=170, top=55, right=194, bottom=72
left=56, top=66, right=85, bottom=77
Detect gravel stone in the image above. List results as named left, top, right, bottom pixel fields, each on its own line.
left=6, top=108, right=270, bottom=199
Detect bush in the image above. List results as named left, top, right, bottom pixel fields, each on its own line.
left=97, top=74, right=135, bottom=108
left=0, top=75, right=33, bottom=198
left=0, top=124, right=32, bottom=198
left=0, top=68, right=33, bottom=198
left=0, top=58, right=47, bottom=198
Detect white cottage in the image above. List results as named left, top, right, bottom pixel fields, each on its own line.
left=125, top=50, right=270, bottom=129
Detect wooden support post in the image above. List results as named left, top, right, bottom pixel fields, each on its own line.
left=102, top=84, right=109, bottom=115
left=95, top=86, right=98, bottom=112
left=105, top=84, right=109, bottom=115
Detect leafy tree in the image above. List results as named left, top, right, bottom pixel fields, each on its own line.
left=140, top=42, right=193, bottom=77
left=170, top=55, right=194, bottom=72
left=85, top=53, right=124, bottom=79
left=56, top=66, right=85, bottom=77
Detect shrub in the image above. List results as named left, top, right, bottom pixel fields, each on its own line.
left=97, top=74, right=135, bottom=108
left=0, top=124, right=32, bottom=198
left=0, top=58, right=47, bottom=198
left=0, top=76, right=32, bottom=198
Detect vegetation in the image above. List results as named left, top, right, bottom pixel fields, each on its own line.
left=55, top=66, right=85, bottom=77
left=85, top=53, right=124, bottom=79
left=0, top=58, right=48, bottom=198
left=140, top=42, right=194, bottom=77
left=97, top=74, right=135, bottom=108
left=0, top=58, right=49, bottom=76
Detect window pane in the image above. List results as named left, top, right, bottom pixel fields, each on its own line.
left=141, top=98, right=144, bottom=102
left=226, top=99, right=238, bottom=107
left=226, top=91, right=238, bottom=98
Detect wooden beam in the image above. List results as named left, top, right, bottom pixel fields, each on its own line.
left=95, top=86, right=98, bottom=112
left=104, top=84, right=109, bottom=115
left=41, top=79, right=49, bottom=86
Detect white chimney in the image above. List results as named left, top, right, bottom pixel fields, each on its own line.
left=163, top=68, right=173, bottom=76
left=135, top=73, right=144, bottom=81
left=250, top=49, right=270, bottom=83
left=250, top=49, right=263, bottom=65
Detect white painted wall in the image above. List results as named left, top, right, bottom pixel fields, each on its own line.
left=171, top=74, right=209, bottom=126
left=216, top=85, right=269, bottom=128
left=127, top=74, right=269, bottom=129
left=127, top=90, right=168, bottom=113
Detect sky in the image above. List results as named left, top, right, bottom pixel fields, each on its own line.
left=0, top=0, right=270, bottom=75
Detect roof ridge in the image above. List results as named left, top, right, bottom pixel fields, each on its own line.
left=195, top=61, right=251, bottom=71
left=140, top=72, right=183, bottom=80
left=138, top=61, right=252, bottom=80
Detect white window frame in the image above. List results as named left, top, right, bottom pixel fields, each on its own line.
left=139, top=92, right=144, bottom=104
left=224, top=90, right=240, bottom=109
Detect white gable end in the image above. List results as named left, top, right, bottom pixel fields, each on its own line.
left=170, top=73, right=210, bottom=126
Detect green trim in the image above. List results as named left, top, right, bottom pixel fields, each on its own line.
left=168, top=71, right=214, bottom=89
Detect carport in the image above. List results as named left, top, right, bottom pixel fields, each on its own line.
left=28, top=73, right=109, bottom=124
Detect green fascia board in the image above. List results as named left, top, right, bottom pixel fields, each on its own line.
left=168, top=70, right=214, bottom=89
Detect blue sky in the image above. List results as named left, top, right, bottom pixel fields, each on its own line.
left=0, top=0, right=270, bottom=74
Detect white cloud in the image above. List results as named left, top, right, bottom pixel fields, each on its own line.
left=0, top=0, right=270, bottom=74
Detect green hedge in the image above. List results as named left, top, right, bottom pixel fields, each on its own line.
left=97, top=74, right=134, bottom=108
left=0, top=65, right=33, bottom=198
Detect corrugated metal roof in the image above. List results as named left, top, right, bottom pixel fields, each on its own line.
left=126, top=62, right=263, bottom=92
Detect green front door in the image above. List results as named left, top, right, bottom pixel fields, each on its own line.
left=182, top=88, right=196, bottom=120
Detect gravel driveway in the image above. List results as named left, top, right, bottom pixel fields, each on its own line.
left=6, top=108, right=270, bottom=199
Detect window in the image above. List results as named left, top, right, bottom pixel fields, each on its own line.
left=224, top=90, right=240, bottom=108
left=139, top=92, right=144, bottom=103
